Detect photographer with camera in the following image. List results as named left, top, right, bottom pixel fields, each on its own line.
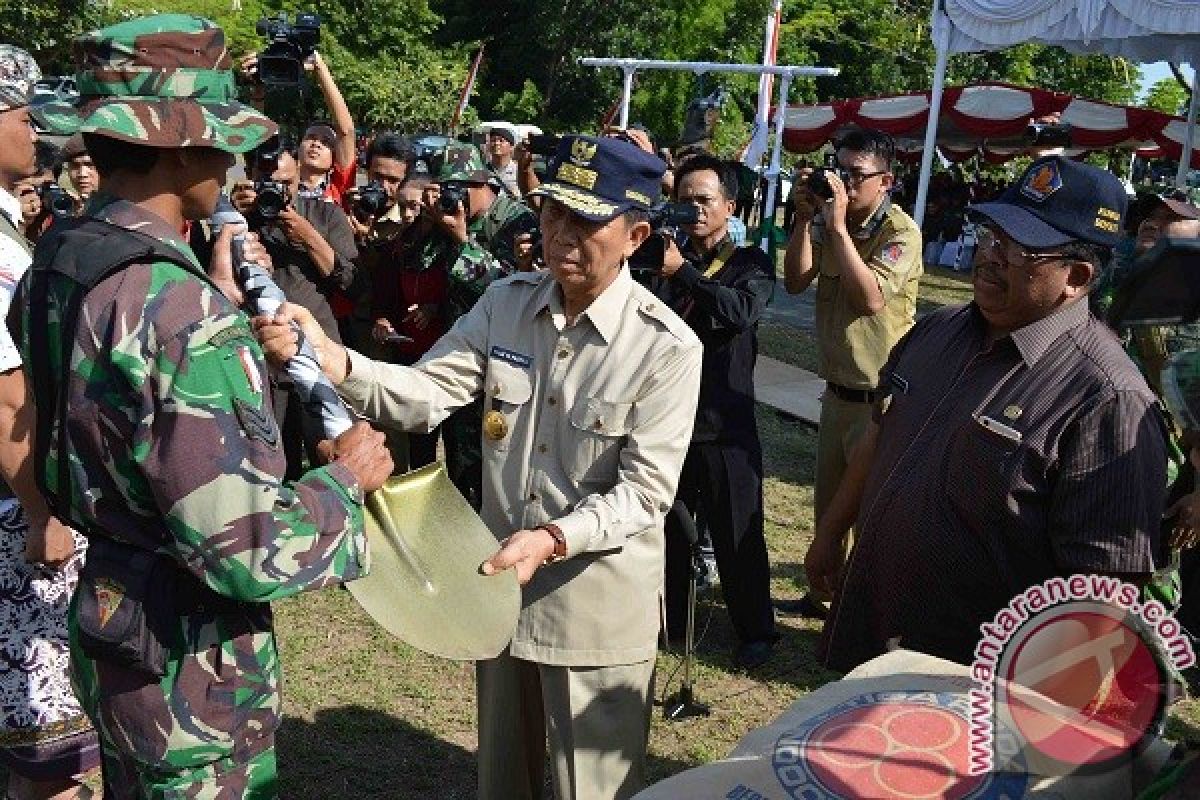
left=12, top=140, right=65, bottom=241
left=779, top=128, right=922, bottom=619
left=231, top=143, right=361, bottom=479
left=348, top=132, right=417, bottom=246
left=643, top=155, right=779, bottom=669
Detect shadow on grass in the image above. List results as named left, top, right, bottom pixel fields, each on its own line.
left=278, top=706, right=476, bottom=799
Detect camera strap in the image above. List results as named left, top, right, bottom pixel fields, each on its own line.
left=701, top=241, right=737, bottom=279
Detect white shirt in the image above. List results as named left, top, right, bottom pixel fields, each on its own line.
left=0, top=187, right=31, bottom=371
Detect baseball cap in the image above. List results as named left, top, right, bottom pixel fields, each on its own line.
left=486, top=126, right=516, bottom=145
left=969, top=156, right=1127, bottom=249
left=36, top=14, right=277, bottom=154
left=0, top=45, right=40, bottom=112
left=529, top=135, right=666, bottom=222
left=1147, top=187, right=1200, bottom=221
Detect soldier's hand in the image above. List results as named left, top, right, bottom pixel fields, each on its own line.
left=604, top=126, right=654, bottom=154
left=481, top=528, right=558, bottom=585
left=403, top=304, right=435, bottom=331
left=514, top=233, right=538, bottom=271
left=25, top=516, right=76, bottom=569
left=320, top=421, right=393, bottom=494
left=372, top=318, right=397, bottom=344
left=208, top=222, right=248, bottom=306
left=429, top=196, right=469, bottom=244
left=252, top=302, right=350, bottom=383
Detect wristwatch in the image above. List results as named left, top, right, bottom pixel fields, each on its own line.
left=539, top=523, right=567, bottom=564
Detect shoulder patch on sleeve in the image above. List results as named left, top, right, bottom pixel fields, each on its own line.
left=234, top=397, right=280, bottom=448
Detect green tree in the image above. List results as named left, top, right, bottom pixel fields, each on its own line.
left=1145, top=77, right=1189, bottom=116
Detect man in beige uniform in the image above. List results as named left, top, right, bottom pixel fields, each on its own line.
left=256, top=135, right=702, bottom=800
left=779, top=128, right=922, bottom=616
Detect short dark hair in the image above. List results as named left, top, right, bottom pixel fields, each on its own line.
left=834, top=128, right=895, bottom=170
left=1058, top=240, right=1113, bottom=287
left=35, top=140, right=62, bottom=178
left=82, top=133, right=158, bottom=176
left=366, top=133, right=416, bottom=170
left=673, top=154, right=737, bottom=201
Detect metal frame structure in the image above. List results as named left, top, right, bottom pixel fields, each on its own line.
left=580, top=57, right=839, bottom=249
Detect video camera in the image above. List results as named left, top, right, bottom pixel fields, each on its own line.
left=255, top=12, right=321, bottom=86
left=628, top=202, right=701, bottom=275
left=37, top=183, right=74, bottom=217
left=354, top=181, right=389, bottom=219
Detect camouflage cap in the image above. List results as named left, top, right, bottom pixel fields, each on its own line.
left=437, top=142, right=492, bottom=184
left=36, top=14, right=277, bottom=154
left=0, top=45, right=41, bottom=111
left=1163, top=349, right=1200, bottom=432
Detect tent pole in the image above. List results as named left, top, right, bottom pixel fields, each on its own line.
left=914, top=3, right=950, bottom=229
left=619, top=66, right=635, bottom=129
left=1176, top=63, right=1198, bottom=189
left=760, top=73, right=793, bottom=251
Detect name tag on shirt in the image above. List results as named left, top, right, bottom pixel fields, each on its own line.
left=490, top=345, right=533, bottom=369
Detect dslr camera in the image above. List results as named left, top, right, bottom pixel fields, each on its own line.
left=354, top=181, right=389, bottom=219
left=806, top=154, right=847, bottom=201
left=628, top=202, right=701, bottom=276
left=253, top=180, right=290, bottom=219
left=37, top=183, right=74, bottom=217
left=255, top=12, right=321, bottom=86
left=1024, top=121, right=1072, bottom=149
left=439, top=184, right=469, bottom=216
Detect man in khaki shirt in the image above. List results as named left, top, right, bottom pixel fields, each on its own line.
left=257, top=135, right=702, bottom=800
left=780, top=129, right=922, bottom=615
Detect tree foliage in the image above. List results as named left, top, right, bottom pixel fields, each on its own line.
left=1144, top=77, right=1190, bottom=116
left=10, top=0, right=1147, bottom=143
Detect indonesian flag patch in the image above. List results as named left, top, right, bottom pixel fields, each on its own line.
left=237, top=346, right=263, bottom=395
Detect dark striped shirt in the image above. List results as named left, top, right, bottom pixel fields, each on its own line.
left=821, top=299, right=1169, bottom=672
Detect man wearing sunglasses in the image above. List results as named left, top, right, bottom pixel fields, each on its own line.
left=779, top=128, right=922, bottom=619
left=812, top=156, right=1169, bottom=671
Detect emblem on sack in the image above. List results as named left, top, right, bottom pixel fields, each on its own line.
left=95, top=578, right=124, bottom=628
left=570, top=139, right=598, bottom=165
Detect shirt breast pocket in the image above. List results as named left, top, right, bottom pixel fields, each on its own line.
left=816, top=257, right=841, bottom=305
left=565, top=397, right=634, bottom=488
left=485, top=359, right=533, bottom=452
left=945, top=416, right=1023, bottom=522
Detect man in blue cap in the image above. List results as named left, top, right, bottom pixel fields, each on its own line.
left=255, top=135, right=703, bottom=799
left=808, top=156, right=1170, bottom=672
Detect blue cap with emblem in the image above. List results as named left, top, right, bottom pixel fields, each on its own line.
left=968, top=155, right=1127, bottom=249
left=530, top=134, right=666, bottom=222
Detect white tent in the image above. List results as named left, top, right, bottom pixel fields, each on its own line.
left=915, top=0, right=1200, bottom=226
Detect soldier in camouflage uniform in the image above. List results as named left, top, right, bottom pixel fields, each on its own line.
left=19, top=15, right=392, bottom=799
left=422, top=143, right=537, bottom=507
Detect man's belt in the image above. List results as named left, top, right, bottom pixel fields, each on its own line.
left=826, top=382, right=882, bottom=404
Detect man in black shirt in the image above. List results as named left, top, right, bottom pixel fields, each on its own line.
left=650, top=154, right=778, bottom=668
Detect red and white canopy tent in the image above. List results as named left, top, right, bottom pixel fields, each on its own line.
left=781, top=81, right=1200, bottom=166
left=909, top=0, right=1200, bottom=226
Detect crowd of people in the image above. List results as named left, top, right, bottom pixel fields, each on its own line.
left=1, top=10, right=1198, bottom=800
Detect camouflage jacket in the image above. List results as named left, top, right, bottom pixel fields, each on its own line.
left=17, top=195, right=368, bottom=771
left=425, top=192, right=537, bottom=319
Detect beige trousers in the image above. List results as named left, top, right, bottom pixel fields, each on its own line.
left=476, top=653, right=656, bottom=800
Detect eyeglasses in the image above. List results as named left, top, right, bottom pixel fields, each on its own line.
left=841, top=169, right=887, bottom=185
left=974, top=225, right=1069, bottom=267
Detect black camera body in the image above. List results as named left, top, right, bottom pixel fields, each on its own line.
left=628, top=202, right=701, bottom=275
left=255, top=12, right=321, bottom=86
left=253, top=180, right=290, bottom=219
left=355, top=181, right=389, bottom=219
left=37, top=183, right=74, bottom=217
left=439, top=184, right=468, bottom=216
left=1025, top=122, right=1072, bottom=149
